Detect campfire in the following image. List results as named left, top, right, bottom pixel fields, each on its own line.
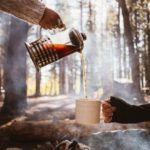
left=55, top=140, right=90, bottom=150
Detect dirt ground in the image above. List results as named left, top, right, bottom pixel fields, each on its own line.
left=0, top=95, right=149, bottom=150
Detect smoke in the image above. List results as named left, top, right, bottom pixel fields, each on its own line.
left=0, top=15, right=29, bottom=115
left=84, top=129, right=150, bottom=150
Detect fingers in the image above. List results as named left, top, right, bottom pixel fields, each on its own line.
left=56, top=18, right=65, bottom=29
left=102, top=100, right=116, bottom=123
left=51, top=18, right=66, bottom=30
left=104, top=116, right=112, bottom=123
left=102, top=100, right=111, bottom=109
left=39, top=8, right=66, bottom=30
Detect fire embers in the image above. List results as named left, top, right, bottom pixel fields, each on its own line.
left=55, top=140, right=90, bottom=150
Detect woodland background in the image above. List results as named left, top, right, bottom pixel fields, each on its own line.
left=0, top=0, right=150, bottom=116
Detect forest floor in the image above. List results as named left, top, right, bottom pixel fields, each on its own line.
left=0, top=95, right=149, bottom=150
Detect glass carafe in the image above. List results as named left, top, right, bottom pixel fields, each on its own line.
left=25, top=28, right=86, bottom=71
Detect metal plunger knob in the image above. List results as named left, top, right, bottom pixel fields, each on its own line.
left=69, top=28, right=87, bottom=46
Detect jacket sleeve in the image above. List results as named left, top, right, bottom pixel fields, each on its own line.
left=110, top=96, right=150, bottom=123
left=0, top=0, right=46, bottom=24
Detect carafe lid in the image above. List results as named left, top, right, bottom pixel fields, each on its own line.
left=69, top=28, right=87, bottom=48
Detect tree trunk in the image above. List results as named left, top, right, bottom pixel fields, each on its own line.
left=68, top=69, right=74, bottom=94
left=117, top=4, right=122, bottom=78
left=35, top=70, right=41, bottom=97
left=35, top=27, right=41, bottom=97
left=1, top=17, right=29, bottom=116
left=145, top=11, right=150, bottom=88
left=59, top=60, right=66, bottom=94
left=0, top=14, right=11, bottom=100
left=118, top=0, right=143, bottom=102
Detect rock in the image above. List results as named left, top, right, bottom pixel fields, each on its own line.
left=85, top=129, right=150, bottom=150
left=55, top=140, right=90, bottom=150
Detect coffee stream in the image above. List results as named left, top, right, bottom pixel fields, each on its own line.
left=80, top=52, right=87, bottom=98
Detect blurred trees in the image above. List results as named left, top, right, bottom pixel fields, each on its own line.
left=118, top=0, right=143, bottom=102
left=103, top=0, right=150, bottom=103
left=0, top=0, right=150, bottom=108
left=26, top=0, right=150, bottom=104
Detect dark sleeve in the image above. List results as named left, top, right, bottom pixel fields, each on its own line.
left=110, top=96, right=150, bottom=123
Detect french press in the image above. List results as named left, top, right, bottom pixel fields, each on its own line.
left=25, top=28, right=87, bottom=71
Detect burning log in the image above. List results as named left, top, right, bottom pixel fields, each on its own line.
left=0, top=119, right=97, bottom=142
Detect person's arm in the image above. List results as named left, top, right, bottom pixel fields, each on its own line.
left=102, top=96, right=150, bottom=123
left=0, top=0, right=65, bottom=29
left=0, top=0, right=45, bottom=24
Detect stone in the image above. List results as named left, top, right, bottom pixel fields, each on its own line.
left=55, top=140, right=90, bottom=150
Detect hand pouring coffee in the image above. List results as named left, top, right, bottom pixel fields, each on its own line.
left=25, top=28, right=86, bottom=71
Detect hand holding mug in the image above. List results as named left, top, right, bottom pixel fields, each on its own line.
left=102, top=100, right=116, bottom=123
left=102, top=96, right=137, bottom=123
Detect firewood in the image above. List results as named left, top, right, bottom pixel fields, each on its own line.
left=0, top=119, right=98, bottom=142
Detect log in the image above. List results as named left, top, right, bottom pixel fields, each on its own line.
left=0, top=119, right=98, bottom=142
